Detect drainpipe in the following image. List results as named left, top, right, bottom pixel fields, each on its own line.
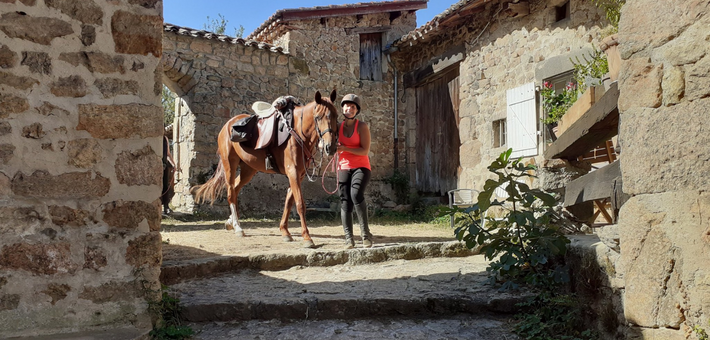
left=386, top=53, right=399, bottom=169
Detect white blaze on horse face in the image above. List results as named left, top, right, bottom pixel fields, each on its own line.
left=229, top=203, right=242, bottom=233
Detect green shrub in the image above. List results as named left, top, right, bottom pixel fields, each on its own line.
left=443, top=148, right=570, bottom=289
left=149, top=285, right=194, bottom=340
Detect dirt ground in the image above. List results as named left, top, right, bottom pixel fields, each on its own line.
left=160, top=213, right=456, bottom=263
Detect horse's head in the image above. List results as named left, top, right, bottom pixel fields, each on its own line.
left=313, top=90, right=339, bottom=156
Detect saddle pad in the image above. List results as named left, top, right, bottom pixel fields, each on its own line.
left=230, top=115, right=256, bottom=143
left=255, top=114, right=276, bottom=149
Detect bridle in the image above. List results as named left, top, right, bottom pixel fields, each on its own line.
left=287, top=102, right=338, bottom=182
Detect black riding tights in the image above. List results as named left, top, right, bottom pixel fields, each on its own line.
left=338, top=168, right=371, bottom=213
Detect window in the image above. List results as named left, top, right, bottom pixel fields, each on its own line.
left=359, top=33, right=382, bottom=81
left=545, top=70, right=575, bottom=92
left=506, top=83, right=537, bottom=158
left=555, top=1, right=570, bottom=22
left=493, top=119, right=507, bottom=148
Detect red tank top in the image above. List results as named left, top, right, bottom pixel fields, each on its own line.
left=338, top=120, right=371, bottom=170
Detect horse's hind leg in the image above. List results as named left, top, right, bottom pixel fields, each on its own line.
left=226, top=163, right=257, bottom=236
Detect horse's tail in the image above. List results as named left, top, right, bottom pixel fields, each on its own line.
left=192, top=159, right=226, bottom=205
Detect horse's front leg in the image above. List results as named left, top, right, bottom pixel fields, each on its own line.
left=278, top=188, right=295, bottom=242
left=287, top=174, right=315, bottom=248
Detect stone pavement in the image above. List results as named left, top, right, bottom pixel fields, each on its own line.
left=160, top=219, right=525, bottom=339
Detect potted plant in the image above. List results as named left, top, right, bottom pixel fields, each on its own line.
left=591, top=0, right=626, bottom=81
left=540, top=81, right=578, bottom=140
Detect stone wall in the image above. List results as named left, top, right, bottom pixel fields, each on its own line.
left=0, top=0, right=163, bottom=338
left=393, top=0, right=607, bottom=192
left=617, top=0, right=710, bottom=338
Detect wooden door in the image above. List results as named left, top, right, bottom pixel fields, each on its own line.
left=415, top=69, right=460, bottom=195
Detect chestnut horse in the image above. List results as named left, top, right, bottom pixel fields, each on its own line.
left=193, top=90, right=339, bottom=248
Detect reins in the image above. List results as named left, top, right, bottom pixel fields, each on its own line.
left=286, top=103, right=339, bottom=188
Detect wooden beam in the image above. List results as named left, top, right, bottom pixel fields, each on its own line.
left=563, top=160, right=620, bottom=207
left=281, top=2, right=427, bottom=21
left=544, top=82, right=620, bottom=160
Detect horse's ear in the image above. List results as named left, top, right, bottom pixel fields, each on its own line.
left=315, top=91, right=322, bottom=104
left=330, top=89, right=337, bottom=103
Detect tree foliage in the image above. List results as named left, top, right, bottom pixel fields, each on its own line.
left=162, top=85, right=175, bottom=126
left=204, top=13, right=244, bottom=38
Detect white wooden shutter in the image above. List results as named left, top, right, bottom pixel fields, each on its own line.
left=506, top=82, right=537, bottom=158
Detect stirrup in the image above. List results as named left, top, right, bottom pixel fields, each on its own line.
left=265, top=154, right=275, bottom=170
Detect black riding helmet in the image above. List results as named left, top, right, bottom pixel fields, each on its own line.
left=340, top=93, right=361, bottom=116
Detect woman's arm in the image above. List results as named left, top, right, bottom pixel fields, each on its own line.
left=337, top=121, right=371, bottom=156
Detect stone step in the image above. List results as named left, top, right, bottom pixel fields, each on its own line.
left=168, top=255, right=529, bottom=323
left=11, top=328, right=150, bottom=340
left=160, top=241, right=476, bottom=285
left=187, top=315, right=521, bottom=339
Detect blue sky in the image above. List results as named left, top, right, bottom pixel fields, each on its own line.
left=163, top=0, right=456, bottom=37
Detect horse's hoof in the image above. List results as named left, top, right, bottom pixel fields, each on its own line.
left=225, top=222, right=234, bottom=231
left=283, top=235, right=294, bottom=242
left=302, top=240, right=316, bottom=249
left=235, top=230, right=246, bottom=237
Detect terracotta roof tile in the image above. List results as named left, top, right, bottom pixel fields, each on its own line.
left=163, top=23, right=286, bottom=54
left=247, top=0, right=427, bottom=42
left=390, top=0, right=491, bottom=49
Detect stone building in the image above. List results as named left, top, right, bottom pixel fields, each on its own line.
left=162, top=1, right=425, bottom=214
left=1, top=0, right=708, bottom=338
left=389, top=0, right=608, bottom=194
left=0, top=0, right=163, bottom=338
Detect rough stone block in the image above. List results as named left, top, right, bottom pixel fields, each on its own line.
left=45, top=0, right=103, bottom=25
left=80, top=25, right=96, bottom=46
left=0, top=71, right=39, bottom=90
left=36, top=102, right=69, bottom=116
left=67, top=138, right=103, bottom=168
left=42, top=283, right=70, bottom=305
left=115, top=145, right=161, bottom=186
left=0, top=294, right=20, bottom=312
left=102, top=200, right=160, bottom=231
left=0, top=45, right=17, bottom=68
left=59, top=52, right=126, bottom=74
left=0, top=93, right=29, bottom=118
left=125, top=232, right=162, bottom=267
left=619, top=192, right=710, bottom=329
left=94, top=78, right=138, bottom=98
left=77, top=104, right=162, bottom=139
left=0, top=206, right=43, bottom=234
left=21, top=123, right=44, bottom=139
left=0, top=122, right=9, bottom=135
left=50, top=75, right=88, bottom=98
left=619, top=98, right=710, bottom=195
left=686, top=54, right=710, bottom=101
left=0, top=12, right=73, bottom=45
left=0, top=144, right=14, bottom=164
left=83, top=246, right=107, bottom=270
left=48, top=205, right=95, bottom=227
left=21, top=51, right=51, bottom=75
left=79, top=281, right=139, bottom=304
left=11, top=170, right=110, bottom=199
left=0, top=242, right=76, bottom=275
left=111, top=11, right=162, bottom=57
left=618, top=57, right=662, bottom=112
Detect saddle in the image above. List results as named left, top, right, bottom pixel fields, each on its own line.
left=230, top=96, right=300, bottom=170
left=230, top=97, right=298, bottom=148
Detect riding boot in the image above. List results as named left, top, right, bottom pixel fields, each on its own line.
left=341, top=207, right=355, bottom=249
left=354, top=201, right=373, bottom=248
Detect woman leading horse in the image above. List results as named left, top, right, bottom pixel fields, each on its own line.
left=193, top=90, right=339, bottom=248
